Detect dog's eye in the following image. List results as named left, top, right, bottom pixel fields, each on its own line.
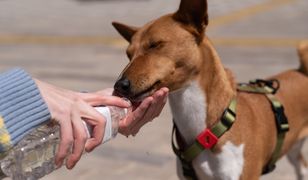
left=147, top=41, right=164, bottom=50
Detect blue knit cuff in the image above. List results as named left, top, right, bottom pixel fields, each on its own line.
left=0, top=68, right=51, bottom=152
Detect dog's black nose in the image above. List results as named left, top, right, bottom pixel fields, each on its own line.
left=114, top=77, right=131, bottom=96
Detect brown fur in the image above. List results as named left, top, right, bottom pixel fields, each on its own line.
left=113, top=0, right=308, bottom=179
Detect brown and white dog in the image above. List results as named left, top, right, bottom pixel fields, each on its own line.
left=112, top=0, right=308, bottom=179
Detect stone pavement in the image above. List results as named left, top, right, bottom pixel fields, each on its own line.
left=0, top=0, right=307, bottom=179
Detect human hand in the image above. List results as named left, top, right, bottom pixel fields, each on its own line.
left=35, top=80, right=130, bottom=169
left=118, top=88, right=169, bottom=136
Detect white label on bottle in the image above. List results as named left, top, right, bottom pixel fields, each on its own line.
left=95, top=107, right=112, bottom=143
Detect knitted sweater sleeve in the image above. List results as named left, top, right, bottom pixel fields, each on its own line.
left=0, top=68, right=51, bottom=153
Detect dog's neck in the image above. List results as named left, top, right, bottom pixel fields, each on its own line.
left=200, top=38, right=236, bottom=126
left=169, top=81, right=207, bottom=143
left=169, top=37, right=236, bottom=144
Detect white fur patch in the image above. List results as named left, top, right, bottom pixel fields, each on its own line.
left=193, top=142, right=244, bottom=180
left=169, top=81, right=206, bottom=143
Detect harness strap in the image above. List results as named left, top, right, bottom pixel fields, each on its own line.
left=172, top=99, right=237, bottom=180
left=172, top=79, right=289, bottom=179
left=238, top=79, right=280, bottom=94
left=262, top=93, right=289, bottom=174
left=237, top=79, right=289, bottom=174
left=172, top=126, right=199, bottom=180
left=211, top=99, right=237, bottom=137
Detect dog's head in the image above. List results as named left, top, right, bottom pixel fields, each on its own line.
left=113, top=0, right=209, bottom=102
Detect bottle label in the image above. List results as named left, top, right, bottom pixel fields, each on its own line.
left=95, top=107, right=112, bottom=143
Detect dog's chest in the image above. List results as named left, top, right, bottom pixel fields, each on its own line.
left=169, top=82, right=206, bottom=143
left=169, top=82, right=245, bottom=179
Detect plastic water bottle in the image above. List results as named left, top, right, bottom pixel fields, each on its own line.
left=0, top=106, right=128, bottom=180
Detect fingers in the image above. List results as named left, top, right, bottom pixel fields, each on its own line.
left=79, top=101, right=106, bottom=125
left=85, top=126, right=104, bottom=152
left=53, top=86, right=168, bottom=170
left=66, top=110, right=88, bottom=169
left=85, top=122, right=105, bottom=152
left=118, top=88, right=169, bottom=136
left=77, top=102, right=106, bottom=152
left=152, top=88, right=169, bottom=117
left=118, top=97, right=153, bottom=136
left=130, top=89, right=168, bottom=135
left=55, top=115, right=73, bottom=168
left=120, top=97, right=153, bottom=127
left=39, top=83, right=128, bottom=169
left=56, top=100, right=107, bottom=169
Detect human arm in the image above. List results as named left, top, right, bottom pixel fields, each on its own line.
left=0, top=68, right=168, bottom=169
left=0, top=68, right=130, bottom=169
left=0, top=68, right=51, bottom=154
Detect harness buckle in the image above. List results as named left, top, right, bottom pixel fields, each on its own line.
left=250, top=79, right=280, bottom=94
left=273, top=106, right=289, bottom=133
left=197, top=129, right=218, bottom=149
left=221, top=108, right=236, bottom=128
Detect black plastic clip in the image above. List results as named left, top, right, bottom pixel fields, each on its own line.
left=250, top=79, right=280, bottom=94
left=273, top=106, right=289, bottom=133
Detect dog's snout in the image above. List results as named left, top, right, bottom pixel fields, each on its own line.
left=114, top=77, right=131, bottom=96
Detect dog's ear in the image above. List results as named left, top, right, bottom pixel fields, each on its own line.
left=112, top=22, right=138, bottom=42
left=173, top=0, right=208, bottom=39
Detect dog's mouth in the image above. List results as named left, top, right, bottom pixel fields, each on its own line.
left=132, top=80, right=161, bottom=102
left=114, top=80, right=161, bottom=103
